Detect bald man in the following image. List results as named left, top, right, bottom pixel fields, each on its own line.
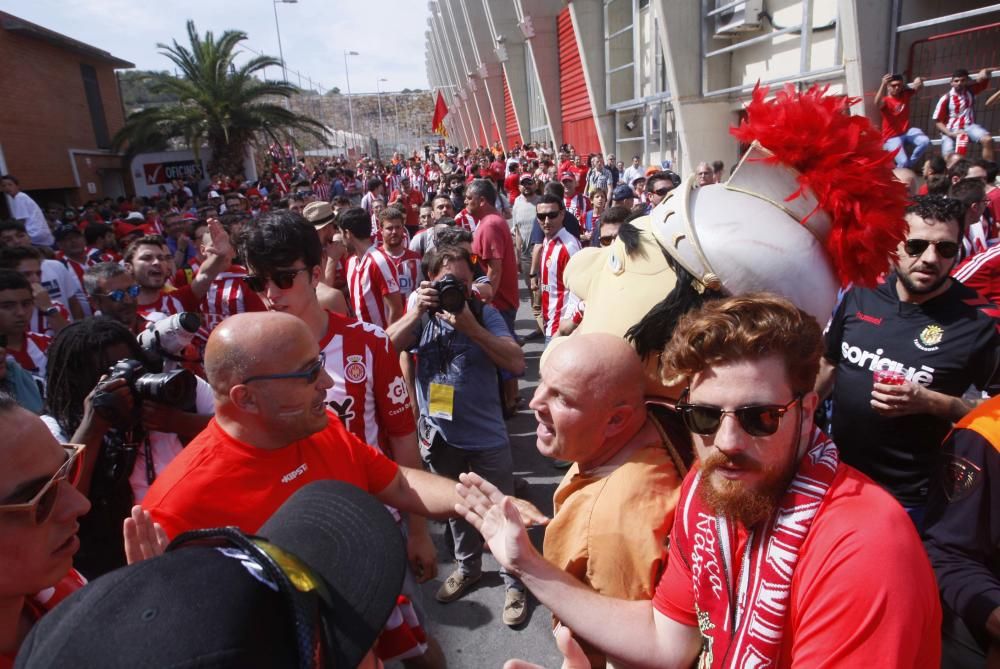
left=530, top=334, right=683, bottom=667
left=142, top=311, right=547, bottom=540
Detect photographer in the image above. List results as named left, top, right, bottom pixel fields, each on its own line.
left=42, top=317, right=212, bottom=578
left=386, top=245, right=528, bottom=627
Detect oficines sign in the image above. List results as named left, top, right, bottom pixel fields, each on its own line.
left=143, top=160, right=203, bottom=185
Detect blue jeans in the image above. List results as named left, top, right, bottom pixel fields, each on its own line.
left=940, top=123, right=992, bottom=157
left=884, top=128, right=930, bottom=169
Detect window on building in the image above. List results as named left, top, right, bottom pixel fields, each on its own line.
left=525, top=48, right=550, bottom=143
left=80, top=64, right=110, bottom=149
left=605, top=0, right=635, bottom=106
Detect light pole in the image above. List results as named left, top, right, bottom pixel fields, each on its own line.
left=344, top=50, right=359, bottom=153
left=376, top=77, right=388, bottom=156
left=272, top=0, right=297, bottom=84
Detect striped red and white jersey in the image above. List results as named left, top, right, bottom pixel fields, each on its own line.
left=195, top=267, right=267, bottom=342
left=313, top=180, right=331, bottom=202
left=455, top=209, right=477, bottom=232
left=564, top=193, right=591, bottom=220
left=85, top=247, right=118, bottom=264
left=933, top=79, right=989, bottom=132
left=9, top=331, right=52, bottom=383
left=136, top=290, right=190, bottom=321
left=540, top=228, right=582, bottom=338
left=320, top=311, right=415, bottom=449
left=347, top=246, right=401, bottom=328
left=385, top=248, right=423, bottom=304
left=55, top=254, right=89, bottom=287
left=29, top=301, right=70, bottom=337
left=403, top=167, right=425, bottom=195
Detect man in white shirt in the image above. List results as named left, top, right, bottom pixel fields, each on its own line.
left=2, top=175, right=53, bottom=247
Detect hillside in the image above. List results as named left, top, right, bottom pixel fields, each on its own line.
left=118, top=69, right=436, bottom=154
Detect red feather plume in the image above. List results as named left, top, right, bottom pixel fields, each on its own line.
left=730, top=84, right=908, bottom=287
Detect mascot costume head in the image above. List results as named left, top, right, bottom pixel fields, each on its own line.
left=562, top=84, right=910, bottom=398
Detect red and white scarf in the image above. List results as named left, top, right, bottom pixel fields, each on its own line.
left=674, top=428, right=840, bottom=668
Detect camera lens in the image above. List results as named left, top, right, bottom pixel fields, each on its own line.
left=135, top=369, right=197, bottom=408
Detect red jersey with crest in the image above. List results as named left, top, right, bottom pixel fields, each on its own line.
left=347, top=247, right=401, bottom=329
left=540, top=228, right=582, bottom=337
left=319, top=311, right=415, bottom=448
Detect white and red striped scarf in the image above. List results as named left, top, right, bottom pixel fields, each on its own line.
left=674, top=429, right=840, bottom=668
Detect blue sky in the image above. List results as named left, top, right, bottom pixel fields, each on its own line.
left=0, top=0, right=430, bottom=92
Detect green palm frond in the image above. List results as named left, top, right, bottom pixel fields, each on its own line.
left=113, top=20, right=327, bottom=174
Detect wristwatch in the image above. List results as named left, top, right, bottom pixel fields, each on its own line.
left=43, top=305, right=60, bottom=317
left=529, top=273, right=538, bottom=278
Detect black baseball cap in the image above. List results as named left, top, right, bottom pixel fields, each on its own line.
left=15, top=481, right=405, bottom=669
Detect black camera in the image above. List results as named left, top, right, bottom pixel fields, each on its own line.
left=92, top=359, right=197, bottom=428
left=431, top=274, right=467, bottom=315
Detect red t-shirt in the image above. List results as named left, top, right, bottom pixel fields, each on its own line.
left=880, top=88, right=915, bottom=142
left=472, top=207, right=519, bottom=312
left=0, top=570, right=87, bottom=669
left=389, top=189, right=424, bottom=229
left=142, top=414, right=399, bottom=539
left=652, top=464, right=941, bottom=667
left=504, top=173, right=521, bottom=204
left=953, top=244, right=1000, bottom=306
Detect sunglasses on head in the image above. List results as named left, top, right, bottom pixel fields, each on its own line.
left=676, top=391, right=801, bottom=437
left=96, top=284, right=140, bottom=302
left=245, top=267, right=309, bottom=293
left=537, top=211, right=561, bottom=221
left=242, top=352, right=326, bottom=385
left=903, top=238, right=959, bottom=259
left=0, top=444, right=85, bottom=525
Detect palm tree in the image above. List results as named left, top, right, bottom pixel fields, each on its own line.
left=112, top=21, right=327, bottom=177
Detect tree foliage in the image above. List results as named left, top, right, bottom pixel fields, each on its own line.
left=112, top=21, right=328, bottom=176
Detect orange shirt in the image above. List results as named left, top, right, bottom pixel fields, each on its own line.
left=142, top=412, right=399, bottom=539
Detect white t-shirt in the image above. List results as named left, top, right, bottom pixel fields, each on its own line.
left=41, top=259, right=89, bottom=317
left=7, top=191, right=54, bottom=246
left=41, top=376, right=215, bottom=502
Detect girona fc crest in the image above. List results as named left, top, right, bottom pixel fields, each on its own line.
left=344, top=355, right=367, bottom=384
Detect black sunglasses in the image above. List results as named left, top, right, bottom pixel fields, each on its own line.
left=537, top=211, right=561, bottom=221
left=902, top=238, right=960, bottom=259
left=676, top=392, right=801, bottom=437
left=652, top=187, right=672, bottom=197
left=599, top=235, right=616, bottom=246
left=242, top=353, right=326, bottom=385
left=245, top=268, right=309, bottom=293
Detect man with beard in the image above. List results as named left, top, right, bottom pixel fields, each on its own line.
left=817, top=195, right=1000, bottom=527
left=124, top=231, right=230, bottom=321
left=459, top=295, right=940, bottom=668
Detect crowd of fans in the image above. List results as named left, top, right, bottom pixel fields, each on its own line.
left=2, top=68, right=1000, bottom=669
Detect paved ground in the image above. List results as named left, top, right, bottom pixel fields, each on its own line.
left=394, top=287, right=566, bottom=669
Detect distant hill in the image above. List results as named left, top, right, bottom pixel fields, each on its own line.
left=118, top=70, right=181, bottom=107
left=118, top=70, right=436, bottom=153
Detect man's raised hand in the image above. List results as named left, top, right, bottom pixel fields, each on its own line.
left=454, top=472, right=547, bottom=575
left=123, top=505, right=169, bottom=565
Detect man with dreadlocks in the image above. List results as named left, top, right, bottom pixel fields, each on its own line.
left=500, top=84, right=912, bottom=667
left=42, top=318, right=213, bottom=577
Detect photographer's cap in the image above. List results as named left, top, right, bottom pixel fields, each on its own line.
left=302, top=201, right=337, bottom=230
left=15, top=481, right=405, bottom=669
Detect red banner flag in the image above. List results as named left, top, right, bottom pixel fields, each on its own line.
left=432, top=91, right=449, bottom=137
